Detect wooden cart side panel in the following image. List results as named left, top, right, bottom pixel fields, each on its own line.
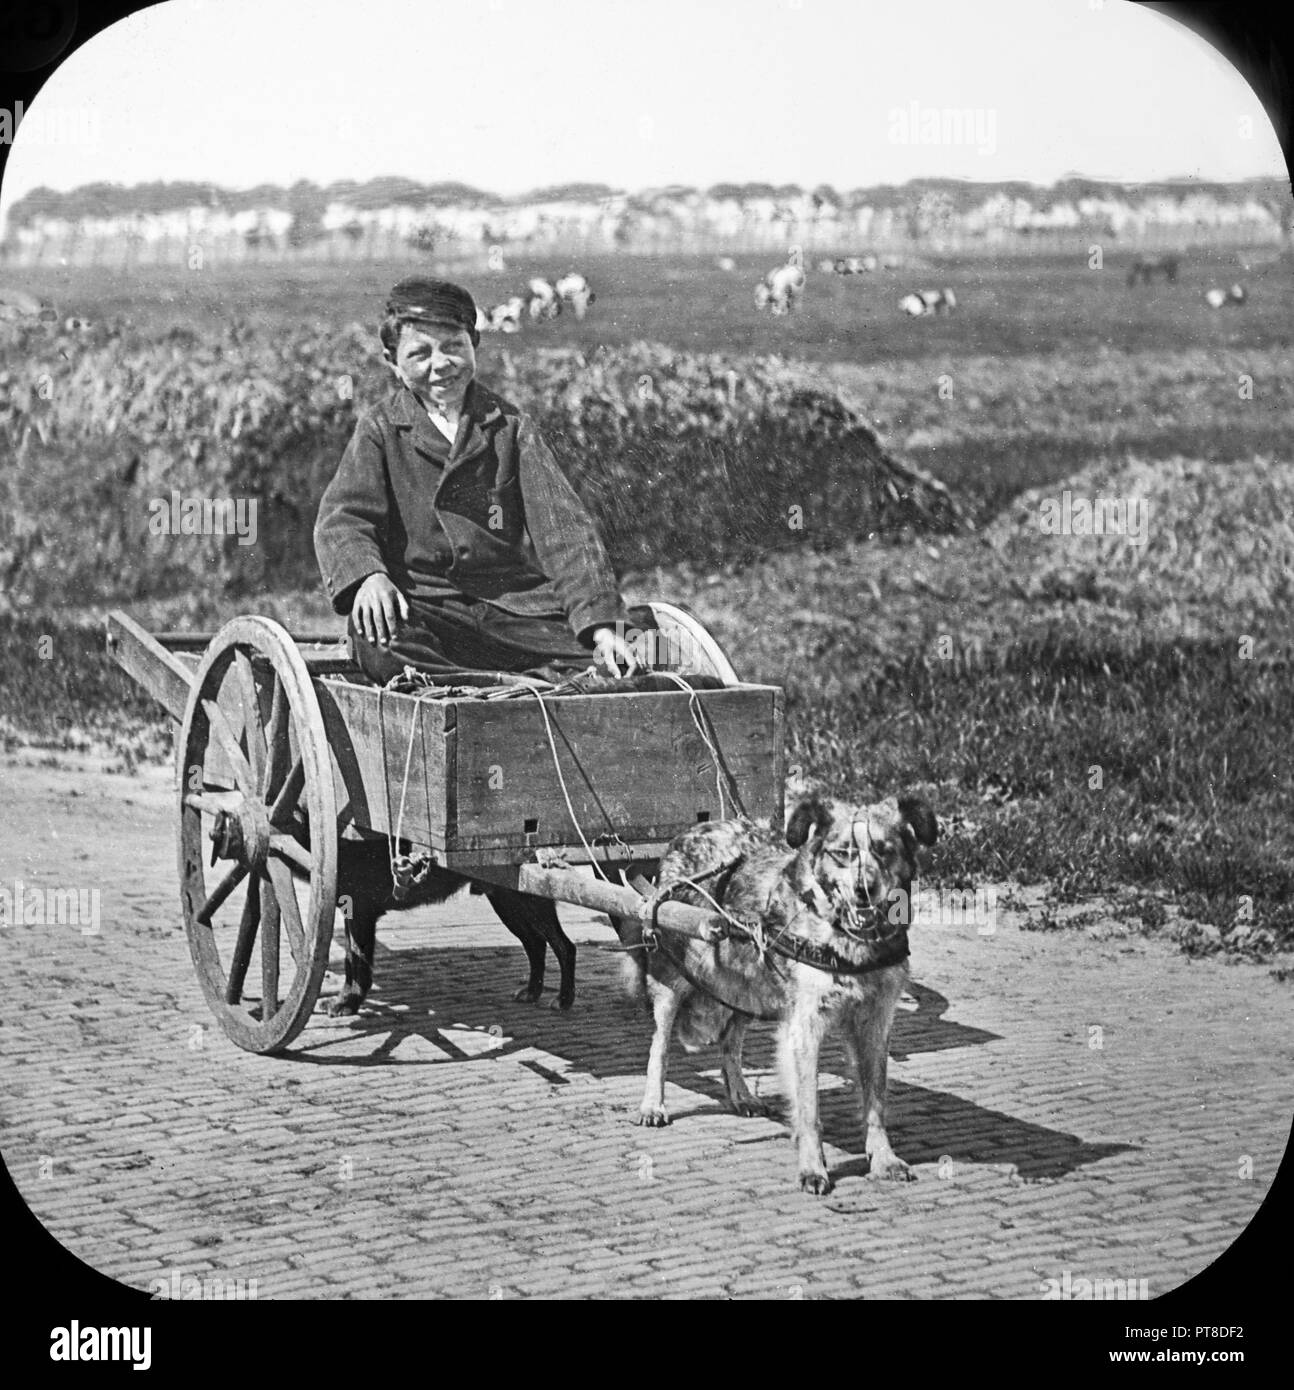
left=313, top=681, right=782, bottom=859
left=448, top=687, right=780, bottom=853
left=314, top=682, right=451, bottom=846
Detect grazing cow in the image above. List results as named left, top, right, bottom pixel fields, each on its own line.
left=555, top=271, right=596, bottom=319
left=755, top=262, right=806, bottom=315
left=479, top=296, right=525, bottom=333
left=1127, top=254, right=1180, bottom=286
left=899, top=288, right=956, bottom=317
left=1204, top=283, right=1247, bottom=308
left=526, top=277, right=561, bottom=320
left=831, top=255, right=877, bottom=275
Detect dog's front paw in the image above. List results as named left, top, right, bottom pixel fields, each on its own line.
left=327, top=991, right=363, bottom=1017
left=511, top=981, right=543, bottom=1004
left=869, top=1154, right=915, bottom=1182
left=550, top=992, right=574, bottom=1012
left=798, top=1170, right=833, bottom=1196
left=635, top=1106, right=670, bottom=1127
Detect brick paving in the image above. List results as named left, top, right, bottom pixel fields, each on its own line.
left=1, top=750, right=1289, bottom=1300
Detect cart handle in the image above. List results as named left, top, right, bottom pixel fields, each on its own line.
left=106, top=611, right=195, bottom=722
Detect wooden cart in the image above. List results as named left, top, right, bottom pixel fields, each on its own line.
left=107, top=606, right=784, bottom=1054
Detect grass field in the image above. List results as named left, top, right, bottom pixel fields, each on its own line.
left=3, top=246, right=1293, bottom=966
left=14, top=245, right=1293, bottom=361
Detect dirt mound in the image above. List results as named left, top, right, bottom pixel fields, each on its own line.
left=981, top=454, right=1294, bottom=624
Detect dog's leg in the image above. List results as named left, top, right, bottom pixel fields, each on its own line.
left=485, top=888, right=576, bottom=1010
left=329, top=891, right=380, bottom=1017
left=636, top=978, right=683, bottom=1126
left=531, top=897, right=576, bottom=1011
left=719, top=1012, right=770, bottom=1118
left=777, top=994, right=831, bottom=1194
left=503, top=913, right=548, bottom=1004
left=848, top=973, right=915, bottom=1181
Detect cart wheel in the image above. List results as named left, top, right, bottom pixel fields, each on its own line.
left=645, top=601, right=741, bottom=685
left=177, top=617, right=338, bottom=1054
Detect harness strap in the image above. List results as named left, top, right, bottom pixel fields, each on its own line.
left=765, top=930, right=910, bottom=976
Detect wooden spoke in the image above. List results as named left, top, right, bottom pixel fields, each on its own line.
left=182, top=790, right=243, bottom=816
left=260, top=675, right=290, bottom=800
left=225, top=874, right=261, bottom=1004
left=233, top=649, right=266, bottom=786
left=260, top=882, right=282, bottom=998
left=264, top=858, right=305, bottom=967
left=269, top=832, right=313, bottom=874
left=202, top=697, right=256, bottom=796
left=195, top=861, right=248, bottom=926
left=261, top=885, right=280, bottom=1018
left=267, top=758, right=305, bottom=826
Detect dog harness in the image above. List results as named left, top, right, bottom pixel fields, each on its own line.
left=644, top=853, right=910, bottom=997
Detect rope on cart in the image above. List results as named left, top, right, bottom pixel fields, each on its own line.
left=651, top=671, right=748, bottom=821
left=375, top=668, right=747, bottom=895
left=517, top=685, right=625, bottom=882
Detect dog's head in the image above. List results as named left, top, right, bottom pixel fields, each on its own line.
left=786, top=793, right=938, bottom=929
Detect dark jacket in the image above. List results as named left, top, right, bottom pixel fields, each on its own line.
left=314, top=379, right=629, bottom=643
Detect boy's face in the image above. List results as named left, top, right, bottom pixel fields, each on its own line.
left=393, top=321, right=476, bottom=405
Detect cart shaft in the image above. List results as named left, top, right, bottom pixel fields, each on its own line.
left=515, top=863, right=732, bottom=943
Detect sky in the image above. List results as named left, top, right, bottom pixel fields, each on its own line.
left=0, top=0, right=1286, bottom=227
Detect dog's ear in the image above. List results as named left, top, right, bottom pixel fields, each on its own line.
left=898, top=795, right=939, bottom=847
left=787, top=836, right=831, bottom=910
left=786, top=795, right=833, bottom=848
left=788, top=839, right=816, bottom=892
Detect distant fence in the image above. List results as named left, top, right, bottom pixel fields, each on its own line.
left=0, top=221, right=1285, bottom=269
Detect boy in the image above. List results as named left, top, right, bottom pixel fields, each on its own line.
left=315, top=276, right=642, bottom=684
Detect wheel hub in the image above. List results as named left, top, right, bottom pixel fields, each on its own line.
left=209, top=798, right=271, bottom=870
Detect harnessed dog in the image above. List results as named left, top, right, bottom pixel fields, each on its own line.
left=613, top=793, right=938, bottom=1195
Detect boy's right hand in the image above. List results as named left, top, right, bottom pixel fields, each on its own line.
left=352, top=572, right=409, bottom=646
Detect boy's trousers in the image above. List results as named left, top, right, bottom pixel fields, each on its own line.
left=348, top=595, right=658, bottom=686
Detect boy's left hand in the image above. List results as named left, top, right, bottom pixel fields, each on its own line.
left=591, top=626, right=641, bottom=679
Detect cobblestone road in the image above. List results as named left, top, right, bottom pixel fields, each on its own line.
left=2, top=751, right=1288, bottom=1300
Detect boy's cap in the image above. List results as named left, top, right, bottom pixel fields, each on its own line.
left=386, top=277, right=478, bottom=333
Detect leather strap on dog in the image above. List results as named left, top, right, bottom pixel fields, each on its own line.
left=649, top=931, right=783, bottom=1021
left=764, top=930, right=910, bottom=976
left=645, top=859, right=909, bottom=979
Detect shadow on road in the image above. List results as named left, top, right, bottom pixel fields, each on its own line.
left=280, top=938, right=1132, bottom=1183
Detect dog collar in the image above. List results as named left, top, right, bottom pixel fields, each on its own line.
left=766, top=930, right=910, bottom=976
